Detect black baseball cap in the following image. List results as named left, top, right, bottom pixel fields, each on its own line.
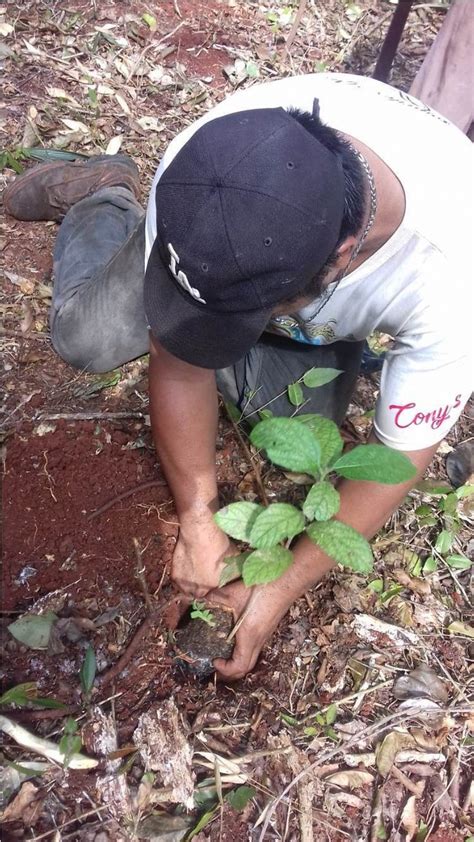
left=144, top=107, right=345, bottom=368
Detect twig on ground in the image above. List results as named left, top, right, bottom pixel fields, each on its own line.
left=283, top=0, right=308, bottom=58
left=0, top=329, right=50, bottom=341
left=35, top=411, right=147, bottom=422
left=133, top=537, right=153, bottom=613
left=98, top=596, right=182, bottom=690
left=29, top=805, right=110, bottom=841
left=87, top=479, right=168, bottom=520
left=220, top=397, right=269, bottom=506
left=1, top=706, right=78, bottom=722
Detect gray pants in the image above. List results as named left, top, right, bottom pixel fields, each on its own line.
left=51, top=187, right=363, bottom=423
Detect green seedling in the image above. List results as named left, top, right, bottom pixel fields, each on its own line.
left=304, top=703, right=339, bottom=741
left=414, top=482, right=473, bottom=574
left=215, top=405, right=416, bottom=588
left=59, top=718, right=82, bottom=769
left=0, top=682, right=65, bottom=710
left=80, top=644, right=97, bottom=700
left=190, top=601, right=216, bottom=627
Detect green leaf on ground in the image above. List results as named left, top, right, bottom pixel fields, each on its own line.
left=80, top=645, right=96, bottom=695
left=242, top=546, right=293, bottom=586
left=214, top=502, right=264, bottom=542
left=445, top=554, right=471, bottom=571
left=59, top=719, right=82, bottom=769
left=303, top=481, right=340, bottom=521
left=287, top=381, right=304, bottom=407
left=307, top=520, right=373, bottom=573
left=226, top=785, right=256, bottom=811
left=423, top=555, right=438, bottom=574
left=250, top=417, right=320, bottom=476
left=219, top=554, right=248, bottom=587
left=249, top=503, right=305, bottom=549
left=332, top=444, right=416, bottom=484
left=434, top=529, right=453, bottom=555
left=296, top=414, right=343, bottom=467
left=8, top=612, right=57, bottom=650
left=0, top=682, right=65, bottom=709
left=302, top=367, right=342, bottom=388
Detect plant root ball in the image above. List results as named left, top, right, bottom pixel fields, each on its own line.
left=174, top=604, right=234, bottom=677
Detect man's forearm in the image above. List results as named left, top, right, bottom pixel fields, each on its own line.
left=148, top=336, right=219, bottom=520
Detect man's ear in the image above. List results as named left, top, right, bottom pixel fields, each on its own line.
left=334, top=235, right=358, bottom=270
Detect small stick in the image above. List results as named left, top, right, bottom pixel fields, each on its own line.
left=133, top=537, right=153, bottom=613
left=98, top=596, right=181, bottom=690
left=87, top=479, right=168, bottom=520
left=283, top=0, right=308, bottom=59
left=29, top=805, right=110, bottom=841
left=221, top=399, right=269, bottom=506
left=1, top=706, right=78, bottom=722
left=35, top=411, right=146, bottom=422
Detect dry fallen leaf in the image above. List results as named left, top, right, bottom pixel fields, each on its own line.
left=400, top=794, right=418, bottom=840
left=20, top=300, right=34, bottom=334
left=325, top=770, right=374, bottom=789
left=375, top=730, right=415, bottom=777
left=0, top=782, right=42, bottom=825
left=393, top=665, right=449, bottom=704
left=105, top=134, right=123, bottom=155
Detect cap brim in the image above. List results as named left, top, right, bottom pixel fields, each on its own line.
left=144, top=243, right=273, bottom=369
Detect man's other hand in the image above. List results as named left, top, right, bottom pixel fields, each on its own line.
left=172, top=517, right=237, bottom=598
left=210, top=580, right=290, bottom=680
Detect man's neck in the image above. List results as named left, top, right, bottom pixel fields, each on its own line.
left=343, top=133, right=406, bottom=272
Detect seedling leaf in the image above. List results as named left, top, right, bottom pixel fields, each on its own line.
left=249, top=503, right=305, bottom=549
left=445, top=554, right=471, bottom=571
left=302, top=367, right=342, bottom=388
left=303, top=481, right=340, bottom=521
left=287, top=382, right=304, bottom=406
left=80, top=645, right=96, bottom=695
left=332, top=444, right=416, bottom=483
left=250, top=417, right=320, bottom=476
left=219, top=554, right=248, bottom=587
left=226, top=785, right=256, bottom=811
left=307, top=520, right=373, bottom=573
left=8, top=612, right=57, bottom=650
left=242, top=546, right=293, bottom=586
left=190, top=602, right=215, bottom=626
left=214, top=502, right=264, bottom=542
left=434, top=529, right=453, bottom=555
left=296, top=414, right=343, bottom=467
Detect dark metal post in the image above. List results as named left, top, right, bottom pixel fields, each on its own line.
left=373, top=0, right=415, bottom=83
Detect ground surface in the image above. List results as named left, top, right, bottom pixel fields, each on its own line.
left=1, top=1, right=473, bottom=840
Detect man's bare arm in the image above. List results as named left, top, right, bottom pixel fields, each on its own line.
left=148, top=335, right=233, bottom=596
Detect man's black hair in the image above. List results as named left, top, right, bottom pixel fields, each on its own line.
left=281, top=107, right=367, bottom=305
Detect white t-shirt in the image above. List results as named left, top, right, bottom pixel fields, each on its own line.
left=145, top=73, right=473, bottom=452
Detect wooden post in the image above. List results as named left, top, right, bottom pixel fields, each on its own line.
left=410, top=0, right=474, bottom=134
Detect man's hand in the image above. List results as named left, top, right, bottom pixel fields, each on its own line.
left=172, top=516, right=237, bottom=598
left=210, top=580, right=287, bottom=679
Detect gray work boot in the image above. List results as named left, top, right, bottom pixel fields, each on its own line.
left=3, top=154, right=141, bottom=221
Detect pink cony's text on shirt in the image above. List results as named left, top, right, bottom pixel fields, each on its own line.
left=389, top=394, right=462, bottom=431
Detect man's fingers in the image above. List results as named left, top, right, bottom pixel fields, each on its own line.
left=213, top=657, right=247, bottom=681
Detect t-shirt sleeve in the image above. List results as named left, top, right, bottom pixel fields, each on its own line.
left=373, top=282, right=472, bottom=451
